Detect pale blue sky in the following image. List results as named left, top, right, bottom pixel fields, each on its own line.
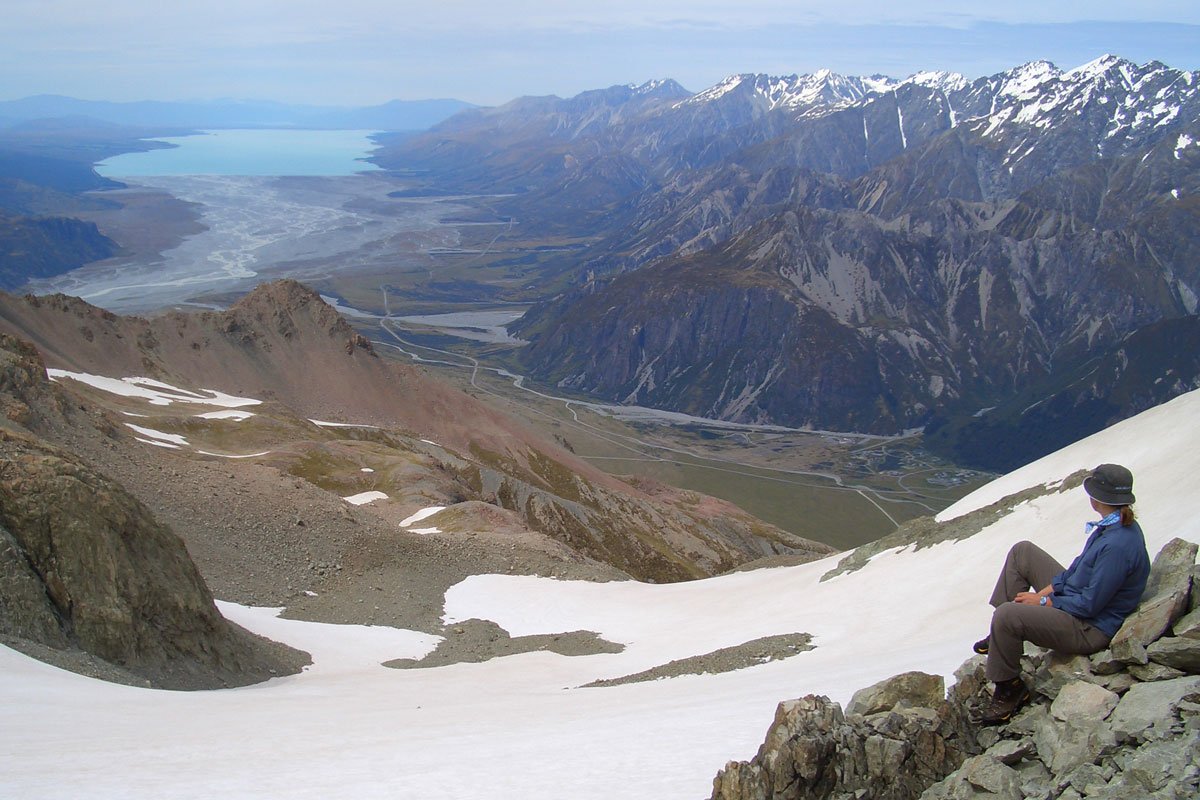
left=4, top=1, right=1199, bottom=106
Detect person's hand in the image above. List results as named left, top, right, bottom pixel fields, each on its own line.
left=1015, top=592, right=1040, bottom=604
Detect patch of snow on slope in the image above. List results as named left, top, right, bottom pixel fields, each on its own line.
left=196, top=409, right=255, bottom=421
left=309, top=419, right=379, bottom=429
left=47, top=370, right=261, bottom=408
left=343, top=491, right=388, bottom=506
left=400, top=506, right=447, bottom=527
left=124, top=424, right=189, bottom=446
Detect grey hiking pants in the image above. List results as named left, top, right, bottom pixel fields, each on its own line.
left=986, top=541, right=1112, bottom=682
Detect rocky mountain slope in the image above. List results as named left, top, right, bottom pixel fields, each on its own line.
left=0, top=281, right=832, bottom=601
left=0, top=335, right=307, bottom=689
left=377, top=57, right=1200, bottom=463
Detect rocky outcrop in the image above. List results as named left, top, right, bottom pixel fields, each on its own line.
left=0, top=425, right=308, bottom=689
left=711, top=666, right=985, bottom=800
left=710, top=539, right=1200, bottom=800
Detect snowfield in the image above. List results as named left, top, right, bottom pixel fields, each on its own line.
left=2, top=390, right=1198, bottom=799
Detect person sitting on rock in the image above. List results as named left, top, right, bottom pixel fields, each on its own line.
left=974, top=463, right=1151, bottom=725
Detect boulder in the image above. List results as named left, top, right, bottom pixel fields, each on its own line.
left=1173, top=605, right=1200, bottom=638
left=1107, top=538, right=1198, bottom=663
left=985, top=739, right=1036, bottom=766
left=1128, top=661, right=1186, bottom=682
left=847, top=670, right=945, bottom=716
left=1107, top=676, right=1200, bottom=743
left=1033, top=704, right=1117, bottom=775
left=1140, top=538, right=1198, bottom=604
left=920, top=755, right=1023, bottom=800
left=1050, top=681, right=1119, bottom=723
left=1146, top=637, right=1200, bottom=673
left=710, top=692, right=976, bottom=800
left=1191, top=565, right=1200, bottom=613
left=1109, top=589, right=1190, bottom=655
left=1030, top=653, right=1096, bottom=700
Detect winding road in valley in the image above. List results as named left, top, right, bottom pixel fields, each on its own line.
left=373, top=314, right=953, bottom=529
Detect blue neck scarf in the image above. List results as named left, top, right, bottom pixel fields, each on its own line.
left=1086, top=510, right=1123, bottom=535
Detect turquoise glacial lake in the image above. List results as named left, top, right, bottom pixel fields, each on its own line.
left=96, top=128, right=383, bottom=177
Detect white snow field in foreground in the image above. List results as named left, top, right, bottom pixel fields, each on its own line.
left=2, top=390, right=1199, bottom=799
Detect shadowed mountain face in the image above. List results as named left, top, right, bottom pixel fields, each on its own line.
left=376, top=57, right=1200, bottom=460
left=0, top=281, right=834, bottom=584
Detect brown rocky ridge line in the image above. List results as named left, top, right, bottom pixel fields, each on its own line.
left=0, top=281, right=834, bottom=584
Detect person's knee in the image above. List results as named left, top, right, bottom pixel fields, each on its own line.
left=992, top=602, right=1023, bottom=636
left=1011, top=540, right=1035, bottom=558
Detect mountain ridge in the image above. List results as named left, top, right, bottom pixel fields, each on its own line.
left=0, top=281, right=834, bottom=590
left=379, top=55, right=1199, bottom=461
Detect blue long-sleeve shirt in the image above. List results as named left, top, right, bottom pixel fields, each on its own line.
left=1051, top=521, right=1150, bottom=637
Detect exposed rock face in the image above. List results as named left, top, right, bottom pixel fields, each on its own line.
left=0, top=426, right=309, bottom=688
left=711, top=668, right=984, bottom=800
left=710, top=539, right=1200, bottom=800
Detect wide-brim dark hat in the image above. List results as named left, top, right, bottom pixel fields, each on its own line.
left=1084, top=463, right=1135, bottom=506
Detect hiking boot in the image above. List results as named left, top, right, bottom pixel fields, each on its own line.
left=973, top=636, right=990, bottom=655
left=979, top=678, right=1030, bottom=725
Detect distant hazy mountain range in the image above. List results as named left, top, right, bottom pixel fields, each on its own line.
left=0, top=95, right=476, bottom=131
left=376, top=58, right=1200, bottom=470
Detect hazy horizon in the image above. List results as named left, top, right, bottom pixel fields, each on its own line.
left=4, top=2, right=1200, bottom=108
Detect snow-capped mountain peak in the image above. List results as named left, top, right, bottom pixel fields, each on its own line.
left=681, top=70, right=883, bottom=116
left=902, top=70, right=970, bottom=94
left=997, top=59, right=1061, bottom=101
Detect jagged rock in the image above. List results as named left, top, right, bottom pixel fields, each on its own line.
left=1108, top=538, right=1197, bottom=664
left=1089, top=648, right=1127, bottom=676
left=1107, top=676, right=1200, bottom=743
left=1191, top=566, right=1200, bottom=613
left=1140, top=538, right=1198, bottom=603
left=1063, top=762, right=1114, bottom=795
left=710, top=692, right=977, bottom=800
left=1092, top=671, right=1136, bottom=695
left=1104, top=730, right=1200, bottom=797
left=1110, top=587, right=1191, bottom=656
left=1146, top=637, right=1200, bottom=673
left=1032, top=702, right=1117, bottom=775
left=1174, top=606, right=1200, bottom=639
left=1029, top=652, right=1096, bottom=700
left=1129, top=661, right=1187, bottom=682
left=985, top=739, right=1036, bottom=766
left=919, top=755, right=1023, bottom=800
left=1110, top=635, right=1150, bottom=667
left=847, top=671, right=946, bottom=716
left=1050, top=681, right=1119, bottom=723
